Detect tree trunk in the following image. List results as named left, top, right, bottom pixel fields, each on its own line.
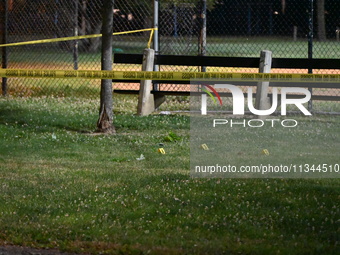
left=96, top=0, right=115, bottom=134
left=317, top=0, right=326, bottom=41
left=88, top=21, right=102, bottom=52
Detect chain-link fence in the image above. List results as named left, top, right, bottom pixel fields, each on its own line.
left=156, top=0, right=340, bottom=110
left=0, top=0, right=339, bottom=111
left=159, top=0, right=340, bottom=59
left=0, top=0, right=152, bottom=98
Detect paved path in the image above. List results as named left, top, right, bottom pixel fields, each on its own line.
left=0, top=246, right=88, bottom=255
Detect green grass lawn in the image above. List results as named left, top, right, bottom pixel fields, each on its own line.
left=0, top=95, right=339, bottom=254
left=204, top=36, right=340, bottom=58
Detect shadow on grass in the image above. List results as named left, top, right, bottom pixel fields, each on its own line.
left=0, top=104, right=95, bottom=134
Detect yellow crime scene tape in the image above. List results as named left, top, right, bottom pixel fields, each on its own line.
left=0, top=28, right=157, bottom=49
left=0, top=69, right=340, bottom=83
left=0, top=27, right=339, bottom=83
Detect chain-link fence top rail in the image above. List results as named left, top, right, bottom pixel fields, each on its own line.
left=0, top=0, right=339, bottom=104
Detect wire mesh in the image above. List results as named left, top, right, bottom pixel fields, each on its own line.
left=0, top=0, right=339, bottom=110
left=0, top=0, right=152, bottom=97
left=157, top=0, right=340, bottom=104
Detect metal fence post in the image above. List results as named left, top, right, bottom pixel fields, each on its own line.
left=73, top=0, right=79, bottom=70
left=308, top=0, right=314, bottom=112
left=153, top=0, right=159, bottom=91
left=173, top=3, right=178, bottom=37
left=54, top=0, right=59, bottom=38
left=199, top=0, right=207, bottom=72
left=1, top=0, right=8, bottom=96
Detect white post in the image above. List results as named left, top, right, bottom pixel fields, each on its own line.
left=137, top=48, right=155, bottom=116
left=201, top=93, right=207, bottom=115
left=255, top=50, right=272, bottom=118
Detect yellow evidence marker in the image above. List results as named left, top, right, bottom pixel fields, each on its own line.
left=158, top=143, right=166, bottom=154
left=158, top=148, right=166, bottom=154
left=201, top=144, right=209, bottom=150
left=262, top=149, right=270, bottom=155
